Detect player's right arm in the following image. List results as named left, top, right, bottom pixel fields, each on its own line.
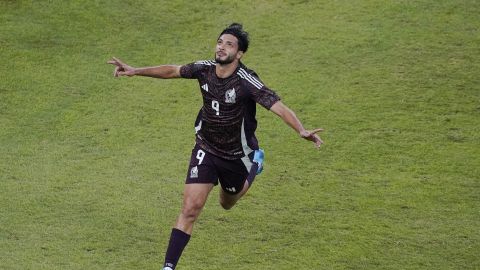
left=107, top=57, right=181, bottom=79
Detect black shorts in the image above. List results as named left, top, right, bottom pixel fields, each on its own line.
left=185, top=144, right=256, bottom=194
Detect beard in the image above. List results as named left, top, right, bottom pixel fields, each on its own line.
left=215, top=53, right=235, bottom=65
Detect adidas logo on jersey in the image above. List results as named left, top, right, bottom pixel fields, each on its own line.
left=201, top=84, right=209, bottom=92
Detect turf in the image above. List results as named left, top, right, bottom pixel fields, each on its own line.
left=1, top=0, right=479, bottom=269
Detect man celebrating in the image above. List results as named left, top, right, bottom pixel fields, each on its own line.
left=108, top=23, right=323, bottom=270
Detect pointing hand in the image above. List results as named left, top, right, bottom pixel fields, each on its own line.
left=107, top=57, right=136, bottom=77
left=300, top=128, right=324, bottom=148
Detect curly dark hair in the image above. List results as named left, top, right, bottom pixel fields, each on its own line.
left=219, top=23, right=250, bottom=52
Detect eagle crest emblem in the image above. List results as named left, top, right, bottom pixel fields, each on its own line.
left=225, top=88, right=236, bottom=103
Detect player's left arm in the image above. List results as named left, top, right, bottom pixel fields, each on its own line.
left=270, top=101, right=324, bottom=148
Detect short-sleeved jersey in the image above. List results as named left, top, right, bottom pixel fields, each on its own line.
left=180, top=60, right=280, bottom=160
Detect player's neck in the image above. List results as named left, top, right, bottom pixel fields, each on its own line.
left=215, top=61, right=239, bottom=79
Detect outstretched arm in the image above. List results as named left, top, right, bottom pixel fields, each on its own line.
left=270, top=101, right=324, bottom=148
left=107, top=57, right=182, bottom=79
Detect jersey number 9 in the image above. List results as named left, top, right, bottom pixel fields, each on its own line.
left=212, top=100, right=220, bottom=116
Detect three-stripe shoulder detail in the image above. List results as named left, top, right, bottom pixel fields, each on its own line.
left=194, top=60, right=216, bottom=66
left=237, top=68, right=264, bottom=90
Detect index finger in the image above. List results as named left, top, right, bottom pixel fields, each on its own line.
left=107, top=57, right=123, bottom=66
left=310, top=128, right=324, bottom=134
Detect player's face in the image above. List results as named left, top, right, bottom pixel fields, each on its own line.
left=215, top=34, right=243, bottom=65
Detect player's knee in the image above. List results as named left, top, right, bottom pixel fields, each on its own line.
left=220, top=202, right=234, bottom=210
left=219, top=198, right=236, bottom=210
left=181, top=201, right=203, bottom=221
left=181, top=208, right=200, bottom=223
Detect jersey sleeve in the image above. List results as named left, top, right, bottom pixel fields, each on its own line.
left=239, top=70, right=281, bottom=110
left=180, top=60, right=216, bottom=79
left=252, top=85, right=281, bottom=110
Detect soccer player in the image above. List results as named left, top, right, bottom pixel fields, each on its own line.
left=108, top=23, right=323, bottom=270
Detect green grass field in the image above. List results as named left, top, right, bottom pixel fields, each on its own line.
left=1, top=1, right=479, bottom=269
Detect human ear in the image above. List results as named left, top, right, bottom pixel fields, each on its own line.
left=236, top=51, right=244, bottom=60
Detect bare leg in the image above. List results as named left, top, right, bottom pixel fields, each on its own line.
left=163, top=183, right=214, bottom=270
left=175, top=183, right=214, bottom=234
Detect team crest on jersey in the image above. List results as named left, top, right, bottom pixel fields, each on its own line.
left=190, top=166, right=198, bottom=178
left=225, top=88, right=236, bottom=103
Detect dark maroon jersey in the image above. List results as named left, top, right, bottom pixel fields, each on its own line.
left=180, top=60, right=280, bottom=160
